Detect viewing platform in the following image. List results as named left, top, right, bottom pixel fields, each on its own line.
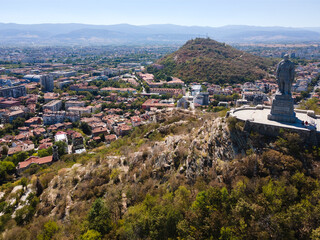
left=228, top=105, right=320, bottom=145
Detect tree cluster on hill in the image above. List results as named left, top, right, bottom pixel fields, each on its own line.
left=147, top=38, right=276, bottom=85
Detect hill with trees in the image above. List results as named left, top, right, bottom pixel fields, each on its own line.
left=1, top=109, right=320, bottom=239
left=147, top=38, right=276, bottom=84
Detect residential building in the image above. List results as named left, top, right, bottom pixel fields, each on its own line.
left=4, top=110, right=25, bottom=123
left=131, top=116, right=142, bottom=127
left=194, top=92, right=209, bottom=106
left=65, top=101, right=85, bottom=110
left=71, top=132, right=84, bottom=152
left=43, top=100, right=62, bottom=112
left=39, top=142, right=53, bottom=150
left=142, top=99, right=174, bottom=110
left=0, top=100, right=20, bottom=109
left=208, top=85, right=222, bottom=95
left=33, top=128, right=46, bottom=137
left=191, top=85, right=202, bottom=96
left=138, top=73, right=165, bottom=87
left=115, top=124, right=132, bottom=136
left=92, top=127, right=109, bottom=137
left=44, top=92, right=59, bottom=103
left=0, top=85, right=26, bottom=98
left=25, top=117, right=42, bottom=126
left=50, top=71, right=76, bottom=78
left=8, top=142, right=34, bottom=155
left=149, top=88, right=183, bottom=96
left=105, top=134, right=117, bottom=143
left=57, top=80, right=72, bottom=89
left=167, top=77, right=184, bottom=86
left=68, top=106, right=93, bottom=115
left=17, top=155, right=57, bottom=173
left=101, top=87, right=137, bottom=93
left=43, top=111, right=80, bottom=125
left=40, top=75, right=54, bottom=92
left=55, top=131, right=68, bottom=143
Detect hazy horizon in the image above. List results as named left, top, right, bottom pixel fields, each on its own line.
left=1, top=0, right=319, bottom=28
left=0, top=22, right=319, bottom=29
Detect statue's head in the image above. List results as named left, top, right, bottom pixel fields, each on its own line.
left=284, top=54, right=289, bottom=61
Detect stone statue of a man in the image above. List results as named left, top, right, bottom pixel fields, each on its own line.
left=276, top=54, right=295, bottom=95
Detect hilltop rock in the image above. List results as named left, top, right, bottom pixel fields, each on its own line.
left=0, top=110, right=253, bottom=225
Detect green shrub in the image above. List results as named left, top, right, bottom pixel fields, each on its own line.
left=81, top=230, right=102, bottom=240
left=37, top=220, right=59, bottom=240
left=88, top=198, right=112, bottom=235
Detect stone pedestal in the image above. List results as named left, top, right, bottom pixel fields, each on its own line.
left=268, top=94, right=296, bottom=123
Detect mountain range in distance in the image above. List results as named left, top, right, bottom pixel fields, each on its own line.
left=0, top=23, right=320, bottom=46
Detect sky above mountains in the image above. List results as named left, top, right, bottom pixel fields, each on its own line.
left=0, top=0, right=319, bottom=27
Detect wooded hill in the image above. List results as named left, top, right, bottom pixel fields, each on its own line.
left=1, top=109, right=320, bottom=239
left=148, top=38, right=276, bottom=84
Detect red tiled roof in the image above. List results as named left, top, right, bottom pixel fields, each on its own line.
left=18, top=155, right=53, bottom=169
left=56, top=131, right=67, bottom=135
left=142, top=99, right=174, bottom=109
left=40, top=138, right=51, bottom=144
left=25, top=117, right=41, bottom=124
left=39, top=142, right=53, bottom=149
left=92, top=127, right=109, bottom=134
left=72, top=132, right=83, bottom=138
left=118, top=124, right=132, bottom=131
left=105, top=134, right=117, bottom=141
left=131, top=116, right=141, bottom=122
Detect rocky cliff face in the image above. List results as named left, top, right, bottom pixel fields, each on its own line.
left=146, top=114, right=251, bottom=182
left=125, top=110, right=252, bottom=185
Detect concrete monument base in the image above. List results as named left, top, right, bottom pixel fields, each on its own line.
left=267, top=94, right=296, bottom=123
left=228, top=105, right=320, bottom=145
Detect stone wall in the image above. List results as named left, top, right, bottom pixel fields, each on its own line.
left=243, top=120, right=318, bottom=145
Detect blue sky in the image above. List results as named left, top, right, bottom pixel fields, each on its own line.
left=0, top=0, right=319, bottom=27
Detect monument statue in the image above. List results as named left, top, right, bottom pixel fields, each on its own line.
left=276, top=54, right=295, bottom=95
left=268, top=54, right=296, bottom=123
